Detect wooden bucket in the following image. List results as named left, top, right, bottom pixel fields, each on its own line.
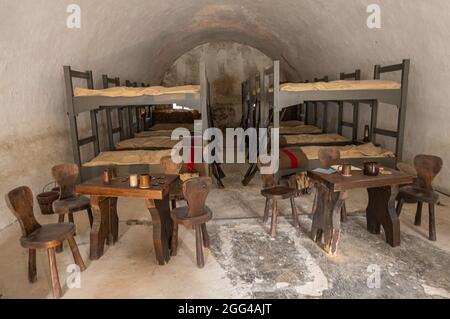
left=36, top=190, right=59, bottom=215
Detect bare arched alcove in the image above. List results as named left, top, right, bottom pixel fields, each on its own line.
left=162, top=42, right=274, bottom=128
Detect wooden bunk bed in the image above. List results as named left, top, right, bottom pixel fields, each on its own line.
left=280, top=69, right=361, bottom=147
left=63, top=63, right=212, bottom=182
left=264, top=59, right=410, bottom=180
left=242, top=70, right=352, bottom=185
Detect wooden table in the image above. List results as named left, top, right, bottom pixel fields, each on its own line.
left=307, top=168, right=412, bottom=255
left=76, top=174, right=179, bottom=265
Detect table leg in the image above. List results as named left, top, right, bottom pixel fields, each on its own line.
left=106, top=197, right=119, bottom=245
left=89, top=196, right=110, bottom=260
left=311, top=183, right=346, bottom=255
left=366, top=185, right=400, bottom=247
left=146, top=193, right=173, bottom=265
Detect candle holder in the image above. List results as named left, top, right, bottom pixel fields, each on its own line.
left=129, top=174, right=138, bottom=188
left=139, top=174, right=151, bottom=189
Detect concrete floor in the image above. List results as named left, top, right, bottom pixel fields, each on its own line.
left=1, top=164, right=450, bottom=299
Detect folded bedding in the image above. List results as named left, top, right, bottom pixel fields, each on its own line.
left=74, top=85, right=200, bottom=97
left=83, top=150, right=172, bottom=167
left=134, top=130, right=174, bottom=138
left=280, top=133, right=351, bottom=146
left=149, top=123, right=194, bottom=131
left=280, top=120, right=305, bottom=127
left=302, top=143, right=395, bottom=160
left=115, top=136, right=180, bottom=150
left=259, top=143, right=395, bottom=171
left=279, top=125, right=322, bottom=135
left=279, top=80, right=401, bottom=92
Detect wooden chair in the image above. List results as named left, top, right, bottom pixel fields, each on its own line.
left=317, top=148, right=348, bottom=222
left=396, top=155, right=443, bottom=241
left=51, top=164, right=93, bottom=240
left=160, top=156, right=206, bottom=209
left=170, top=177, right=212, bottom=268
left=5, top=186, right=86, bottom=298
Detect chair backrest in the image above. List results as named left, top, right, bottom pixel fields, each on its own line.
left=318, top=148, right=341, bottom=168
left=160, top=156, right=182, bottom=175
left=5, top=186, right=41, bottom=237
left=414, top=155, right=443, bottom=190
left=52, top=163, right=79, bottom=199
left=182, top=177, right=212, bottom=218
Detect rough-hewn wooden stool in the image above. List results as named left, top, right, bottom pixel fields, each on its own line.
left=52, top=164, right=93, bottom=227
left=396, top=154, right=443, bottom=241
left=261, top=186, right=299, bottom=237
left=170, top=177, right=212, bottom=268
left=52, top=163, right=94, bottom=251
left=6, top=186, right=86, bottom=298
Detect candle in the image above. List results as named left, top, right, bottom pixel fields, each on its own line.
left=129, top=174, right=138, bottom=188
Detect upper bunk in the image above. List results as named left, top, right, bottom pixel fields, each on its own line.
left=266, top=59, right=410, bottom=110
left=62, top=62, right=212, bottom=182
left=64, top=62, right=209, bottom=118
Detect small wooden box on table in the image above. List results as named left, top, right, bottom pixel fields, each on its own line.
left=76, top=174, right=179, bottom=265
left=307, top=168, right=412, bottom=255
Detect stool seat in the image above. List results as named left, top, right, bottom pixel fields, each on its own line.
left=20, top=223, right=75, bottom=249
left=261, top=186, right=297, bottom=200
left=52, top=195, right=91, bottom=214
left=171, top=206, right=212, bottom=227
left=399, top=186, right=439, bottom=204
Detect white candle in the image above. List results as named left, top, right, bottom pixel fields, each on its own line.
left=129, top=174, right=138, bottom=188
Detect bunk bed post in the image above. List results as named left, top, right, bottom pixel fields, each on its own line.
left=240, top=82, right=245, bottom=128
left=273, top=61, right=280, bottom=131
left=322, top=76, right=329, bottom=133
left=262, top=70, right=268, bottom=129
left=352, top=101, right=360, bottom=141
left=86, top=71, right=100, bottom=156
left=63, top=66, right=82, bottom=167
left=135, top=107, right=141, bottom=133
left=352, top=69, right=361, bottom=141
left=128, top=107, right=134, bottom=138
left=115, top=77, right=125, bottom=140
left=304, top=101, right=309, bottom=125
left=370, top=65, right=381, bottom=143
left=396, top=59, right=410, bottom=162
left=199, top=62, right=210, bottom=177
left=337, top=101, right=344, bottom=135
left=337, top=72, right=345, bottom=135
left=102, top=74, right=115, bottom=151
left=105, top=109, right=114, bottom=151
left=273, top=61, right=281, bottom=183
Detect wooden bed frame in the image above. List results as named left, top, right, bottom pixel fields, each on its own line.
left=271, top=59, right=410, bottom=160
left=101, top=74, right=126, bottom=148
left=273, top=59, right=409, bottom=178
left=63, top=63, right=210, bottom=182
left=242, top=59, right=410, bottom=185
left=102, top=75, right=155, bottom=149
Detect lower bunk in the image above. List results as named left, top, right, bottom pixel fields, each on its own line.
left=80, top=149, right=207, bottom=182
left=257, top=143, right=396, bottom=188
